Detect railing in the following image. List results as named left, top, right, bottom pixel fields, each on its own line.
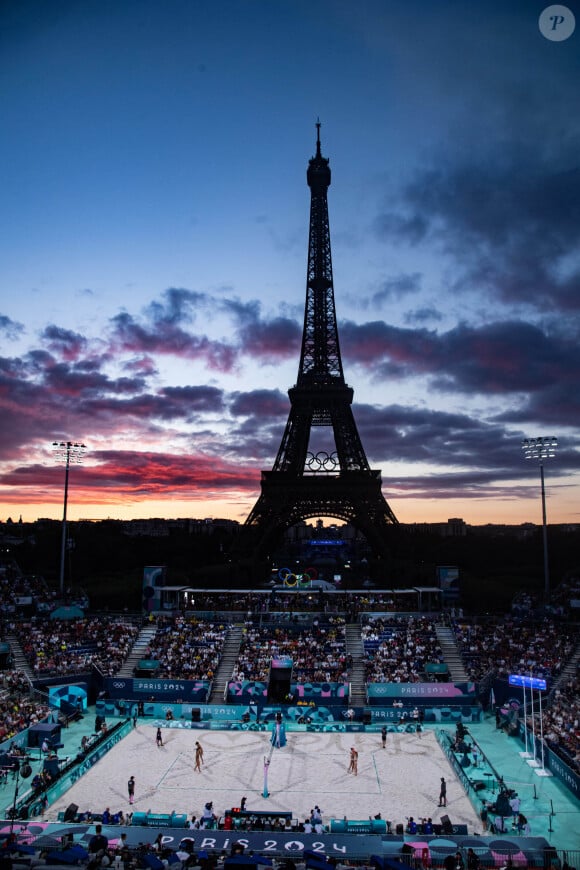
left=92, top=660, right=106, bottom=680
left=435, top=727, right=504, bottom=819
left=30, top=684, right=50, bottom=706
left=7, top=719, right=132, bottom=819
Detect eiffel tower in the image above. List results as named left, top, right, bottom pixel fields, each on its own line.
left=243, top=124, right=398, bottom=562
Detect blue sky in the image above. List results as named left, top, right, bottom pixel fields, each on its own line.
left=1, top=0, right=579, bottom=525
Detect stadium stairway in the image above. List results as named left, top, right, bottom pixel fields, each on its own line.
left=435, top=624, right=469, bottom=682
left=5, top=631, right=35, bottom=682
left=345, top=622, right=366, bottom=705
left=549, top=637, right=580, bottom=699
left=208, top=623, right=244, bottom=703
left=117, top=623, right=158, bottom=677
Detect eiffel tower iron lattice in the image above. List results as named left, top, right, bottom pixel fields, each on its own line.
left=244, top=124, right=398, bottom=560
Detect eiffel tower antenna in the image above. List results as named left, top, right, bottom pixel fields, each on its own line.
left=243, top=124, right=398, bottom=562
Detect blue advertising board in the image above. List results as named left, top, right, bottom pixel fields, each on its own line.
left=367, top=682, right=475, bottom=701
left=509, top=674, right=547, bottom=691
left=104, top=676, right=210, bottom=702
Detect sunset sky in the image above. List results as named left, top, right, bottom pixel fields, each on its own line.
left=1, top=0, right=579, bottom=527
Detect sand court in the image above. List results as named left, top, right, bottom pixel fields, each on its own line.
left=46, top=725, right=482, bottom=832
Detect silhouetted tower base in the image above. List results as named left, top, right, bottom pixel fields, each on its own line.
left=243, top=125, right=397, bottom=563
left=246, top=469, right=397, bottom=561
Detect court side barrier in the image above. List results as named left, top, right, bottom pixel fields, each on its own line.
left=436, top=727, right=500, bottom=823
left=15, top=719, right=132, bottom=819
left=330, top=819, right=387, bottom=834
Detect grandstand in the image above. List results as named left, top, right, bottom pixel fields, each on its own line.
left=1, top=565, right=580, bottom=868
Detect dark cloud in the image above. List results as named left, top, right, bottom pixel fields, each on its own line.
left=230, top=389, right=289, bottom=419
left=373, top=213, right=428, bottom=246
left=404, top=307, right=443, bottom=326
left=340, top=319, right=437, bottom=376
left=24, top=349, right=54, bottom=371
left=355, top=403, right=506, bottom=469
left=110, top=310, right=238, bottom=373
left=375, top=151, right=580, bottom=312
left=221, top=296, right=261, bottom=326
left=387, top=472, right=538, bottom=503
left=108, top=287, right=302, bottom=370
left=162, top=385, right=225, bottom=414
left=371, top=273, right=422, bottom=306
left=145, top=287, right=263, bottom=334
left=206, top=390, right=288, bottom=464
left=494, top=381, right=580, bottom=429
left=39, top=358, right=146, bottom=399
left=122, top=355, right=159, bottom=376
left=428, top=321, right=579, bottom=396
left=41, top=325, right=88, bottom=360
left=0, top=344, right=222, bottom=461
left=237, top=315, right=300, bottom=362
left=0, top=314, right=24, bottom=340
left=144, top=287, right=209, bottom=327
left=0, top=357, right=51, bottom=455
left=221, top=297, right=301, bottom=361
left=79, top=386, right=225, bottom=426
left=355, top=403, right=578, bottom=509
left=341, top=318, right=580, bottom=407
left=0, top=354, right=30, bottom=380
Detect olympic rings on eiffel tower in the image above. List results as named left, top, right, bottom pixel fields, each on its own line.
left=305, top=451, right=339, bottom=471
left=277, top=566, right=318, bottom=587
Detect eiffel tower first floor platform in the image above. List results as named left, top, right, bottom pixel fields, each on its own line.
left=242, top=469, right=398, bottom=562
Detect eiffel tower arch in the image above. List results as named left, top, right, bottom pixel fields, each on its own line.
left=242, top=124, right=398, bottom=565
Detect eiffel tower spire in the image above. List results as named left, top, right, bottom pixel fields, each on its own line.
left=244, top=124, right=397, bottom=561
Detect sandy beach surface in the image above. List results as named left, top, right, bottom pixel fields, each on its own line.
left=44, top=726, right=481, bottom=833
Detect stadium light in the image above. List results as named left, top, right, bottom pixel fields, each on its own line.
left=521, top=436, right=558, bottom=604
left=52, top=441, right=86, bottom=594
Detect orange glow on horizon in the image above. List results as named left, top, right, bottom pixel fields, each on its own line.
left=1, top=491, right=575, bottom=527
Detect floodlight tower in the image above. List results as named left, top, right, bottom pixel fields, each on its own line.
left=522, top=436, right=558, bottom=604
left=53, top=440, right=86, bottom=594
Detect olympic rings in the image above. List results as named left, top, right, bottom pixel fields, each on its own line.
left=278, top=567, right=294, bottom=584
left=277, top=567, right=319, bottom=587
left=305, top=451, right=339, bottom=471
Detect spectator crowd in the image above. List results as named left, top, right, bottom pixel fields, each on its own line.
left=452, top=616, right=578, bottom=685
left=542, top=664, right=580, bottom=773
left=362, top=615, right=443, bottom=683
left=235, top=618, right=348, bottom=683
left=0, top=669, right=49, bottom=743
left=146, top=617, right=227, bottom=681
left=12, top=617, right=140, bottom=676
